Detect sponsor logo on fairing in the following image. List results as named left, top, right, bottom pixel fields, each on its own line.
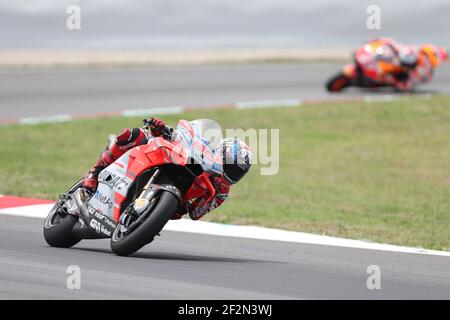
left=94, top=190, right=113, bottom=209
left=99, top=170, right=130, bottom=191
left=93, top=211, right=116, bottom=229
left=89, top=219, right=111, bottom=236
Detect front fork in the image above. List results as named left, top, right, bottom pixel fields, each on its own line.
left=133, top=169, right=160, bottom=214
left=119, top=168, right=182, bottom=227
left=119, top=169, right=160, bottom=226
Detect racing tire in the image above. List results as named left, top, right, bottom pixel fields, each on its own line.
left=326, top=72, right=351, bottom=92
left=43, top=202, right=81, bottom=248
left=110, top=191, right=179, bottom=256
left=43, top=180, right=82, bottom=248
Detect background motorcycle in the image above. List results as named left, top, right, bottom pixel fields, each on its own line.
left=43, top=119, right=222, bottom=256
left=325, top=63, right=407, bottom=92
left=326, top=42, right=415, bottom=92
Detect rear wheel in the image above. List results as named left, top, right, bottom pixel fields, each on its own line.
left=110, top=191, right=179, bottom=256
left=326, top=72, right=351, bottom=92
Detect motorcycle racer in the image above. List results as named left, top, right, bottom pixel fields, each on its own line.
left=326, top=37, right=448, bottom=92
left=414, top=44, right=449, bottom=83
left=82, top=117, right=252, bottom=221
left=353, top=37, right=420, bottom=92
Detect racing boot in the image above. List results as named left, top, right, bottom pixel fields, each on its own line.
left=82, top=146, right=115, bottom=192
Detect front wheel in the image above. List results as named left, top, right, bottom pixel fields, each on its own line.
left=326, top=72, right=351, bottom=92
left=110, top=191, right=179, bottom=256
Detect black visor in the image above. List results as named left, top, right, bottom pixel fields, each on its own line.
left=223, top=163, right=247, bottom=184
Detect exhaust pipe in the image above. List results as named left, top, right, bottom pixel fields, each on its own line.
left=73, top=188, right=91, bottom=224
left=71, top=188, right=110, bottom=239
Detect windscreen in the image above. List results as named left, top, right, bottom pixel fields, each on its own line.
left=174, top=119, right=224, bottom=174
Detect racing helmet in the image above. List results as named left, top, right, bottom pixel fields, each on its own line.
left=398, top=46, right=418, bottom=69
left=420, top=44, right=449, bottom=68
left=221, top=137, right=252, bottom=184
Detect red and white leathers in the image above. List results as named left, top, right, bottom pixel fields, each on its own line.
left=82, top=119, right=232, bottom=221
left=173, top=175, right=231, bottom=221
left=169, top=139, right=231, bottom=221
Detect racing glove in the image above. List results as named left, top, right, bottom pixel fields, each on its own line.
left=147, top=117, right=167, bottom=137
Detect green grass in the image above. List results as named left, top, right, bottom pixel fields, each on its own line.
left=1, top=96, right=450, bottom=250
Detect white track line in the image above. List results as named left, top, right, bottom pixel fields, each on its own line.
left=4, top=94, right=444, bottom=127
left=122, top=106, right=183, bottom=117
left=0, top=204, right=55, bottom=218
left=19, top=114, right=72, bottom=125
left=1, top=204, right=449, bottom=257
left=364, top=93, right=434, bottom=103
left=363, top=95, right=398, bottom=103
left=236, top=99, right=302, bottom=109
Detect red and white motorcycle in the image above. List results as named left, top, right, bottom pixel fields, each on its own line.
left=43, top=119, right=223, bottom=256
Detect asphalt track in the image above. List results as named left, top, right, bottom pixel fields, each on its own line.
left=0, top=214, right=449, bottom=299
left=1, top=63, right=450, bottom=121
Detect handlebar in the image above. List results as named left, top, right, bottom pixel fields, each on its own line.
left=143, top=118, right=174, bottom=140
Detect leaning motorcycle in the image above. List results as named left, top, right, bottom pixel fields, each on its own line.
left=43, top=118, right=223, bottom=256
left=325, top=63, right=399, bottom=92
left=326, top=44, right=407, bottom=92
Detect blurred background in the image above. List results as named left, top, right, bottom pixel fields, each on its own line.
left=1, top=0, right=449, bottom=49
left=1, top=0, right=449, bottom=119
